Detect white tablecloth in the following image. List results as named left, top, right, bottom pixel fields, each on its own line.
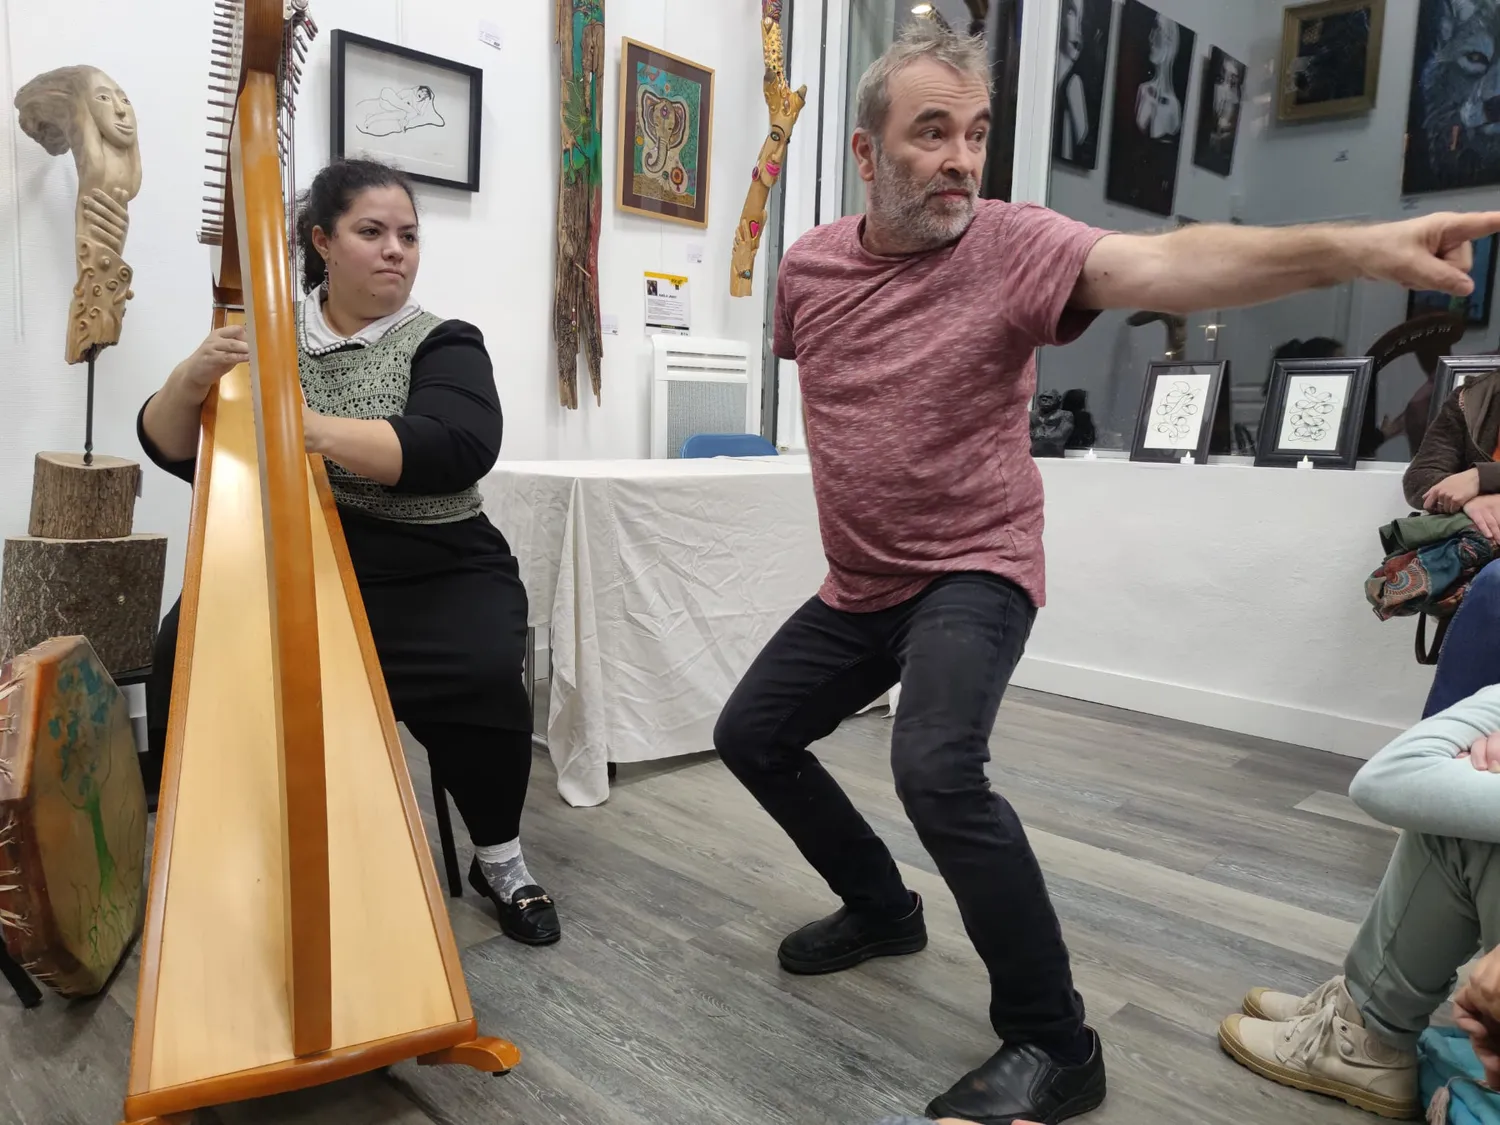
left=479, top=456, right=827, bottom=807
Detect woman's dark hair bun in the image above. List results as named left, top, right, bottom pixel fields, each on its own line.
left=294, top=158, right=417, bottom=294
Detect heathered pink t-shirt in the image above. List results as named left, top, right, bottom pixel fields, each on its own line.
left=774, top=199, right=1110, bottom=613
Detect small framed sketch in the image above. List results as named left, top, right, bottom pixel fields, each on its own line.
left=1408, top=234, right=1499, bottom=328
left=1254, top=357, right=1375, bottom=468
left=1129, top=361, right=1228, bottom=464
left=617, top=38, right=715, bottom=227
left=1431, top=356, right=1500, bottom=419
left=1277, top=0, right=1385, bottom=123
left=330, top=30, right=483, bottom=192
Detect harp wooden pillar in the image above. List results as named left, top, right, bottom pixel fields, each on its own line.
left=120, top=5, right=517, bottom=1122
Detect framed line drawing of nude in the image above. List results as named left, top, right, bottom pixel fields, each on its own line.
left=331, top=30, right=483, bottom=192
left=618, top=38, right=715, bottom=228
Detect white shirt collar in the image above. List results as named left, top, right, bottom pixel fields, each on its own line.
left=299, top=293, right=423, bottom=355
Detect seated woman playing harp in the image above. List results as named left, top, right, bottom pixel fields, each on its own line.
left=136, top=158, right=560, bottom=946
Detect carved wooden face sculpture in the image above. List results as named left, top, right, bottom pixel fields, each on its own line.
left=14, top=64, right=143, bottom=363
left=752, top=92, right=799, bottom=190
left=85, top=73, right=137, bottom=153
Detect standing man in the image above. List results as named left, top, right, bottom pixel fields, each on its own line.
left=713, top=20, right=1500, bottom=1125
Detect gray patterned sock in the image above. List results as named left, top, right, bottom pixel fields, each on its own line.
left=474, top=838, right=535, bottom=901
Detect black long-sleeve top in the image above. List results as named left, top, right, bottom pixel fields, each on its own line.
left=140, top=320, right=500, bottom=494
left=137, top=318, right=522, bottom=592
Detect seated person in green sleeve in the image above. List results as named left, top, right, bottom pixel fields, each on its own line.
left=1222, top=683, right=1500, bottom=1117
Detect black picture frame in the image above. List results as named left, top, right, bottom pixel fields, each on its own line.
left=1129, top=361, right=1228, bottom=464
left=1053, top=0, right=1115, bottom=172
left=330, top=30, right=483, bottom=192
left=1103, top=0, right=1196, bottom=218
left=1191, top=46, right=1246, bottom=177
left=1430, top=355, right=1500, bottom=422
left=1254, top=357, right=1374, bottom=468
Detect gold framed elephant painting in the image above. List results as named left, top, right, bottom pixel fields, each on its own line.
left=617, top=38, right=715, bottom=228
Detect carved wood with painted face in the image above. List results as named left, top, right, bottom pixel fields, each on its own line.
left=730, top=57, right=807, bottom=297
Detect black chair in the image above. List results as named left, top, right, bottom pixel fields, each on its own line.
left=432, top=773, right=463, bottom=898
left=1, top=941, right=42, bottom=1009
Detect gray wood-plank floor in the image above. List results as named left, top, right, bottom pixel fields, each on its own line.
left=1, top=686, right=1397, bottom=1125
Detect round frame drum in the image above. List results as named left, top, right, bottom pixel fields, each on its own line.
left=0, top=635, right=147, bottom=998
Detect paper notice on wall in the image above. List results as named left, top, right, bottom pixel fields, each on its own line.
left=685, top=241, right=705, bottom=265
left=644, top=272, right=691, bottom=335
left=478, top=21, right=505, bottom=50
left=601, top=313, right=620, bottom=336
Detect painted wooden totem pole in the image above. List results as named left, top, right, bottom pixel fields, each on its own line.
left=730, top=0, right=806, bottom=298
left=554, top=0, right=606, bottom=408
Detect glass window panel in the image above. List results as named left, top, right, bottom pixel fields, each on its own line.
left=1037, top=0, right=1500, bottom=462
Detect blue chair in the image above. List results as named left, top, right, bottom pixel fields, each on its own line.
left=679, top=433, right=778, bottom=459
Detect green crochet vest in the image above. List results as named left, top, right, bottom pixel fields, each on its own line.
left=297, top=306, right=484, bottom=525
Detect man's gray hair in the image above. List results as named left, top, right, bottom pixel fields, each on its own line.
left=854, top=21, right=993, bottom=143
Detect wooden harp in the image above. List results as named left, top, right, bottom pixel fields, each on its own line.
left=121, top=4, right=517, bottom=1122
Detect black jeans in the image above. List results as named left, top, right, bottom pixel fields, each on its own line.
left=714, top=572, right=1086, bottom=1048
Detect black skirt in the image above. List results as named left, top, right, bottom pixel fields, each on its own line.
left=339, top=508, right=532, bottom=732
left=147, top=507, right=532, bottom=739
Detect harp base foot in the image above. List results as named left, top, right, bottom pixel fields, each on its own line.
left=416, top=1035, right=521, bottom=1075
left=121, top=1115, right=195, bottom=1125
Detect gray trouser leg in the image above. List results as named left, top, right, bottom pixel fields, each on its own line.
left=1344, top=831, right=1500, bottom=1048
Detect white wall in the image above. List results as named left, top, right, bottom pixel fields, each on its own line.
left=0, top=0, right=771, bottom=614
left=1019, top=459, right=1428, bottom=757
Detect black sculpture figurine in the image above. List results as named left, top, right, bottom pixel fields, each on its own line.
left=1030, top=389, right=1074, bottom=457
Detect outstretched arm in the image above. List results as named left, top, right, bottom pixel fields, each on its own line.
left=1071, top=211, right=1500, bottom=316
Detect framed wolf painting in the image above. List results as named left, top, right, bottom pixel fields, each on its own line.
left=1403, top=0, right=1500, bottom=194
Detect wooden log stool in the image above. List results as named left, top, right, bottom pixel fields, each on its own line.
left=1, top=453, right=166, bottom=676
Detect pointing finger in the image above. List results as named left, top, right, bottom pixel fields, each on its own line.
left=1439, top=211, right=1500, bottom=245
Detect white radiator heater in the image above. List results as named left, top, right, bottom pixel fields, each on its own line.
left=650, top=336, right=755, bottom=458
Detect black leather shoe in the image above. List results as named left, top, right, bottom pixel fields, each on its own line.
left=777, top=893, right=926, bottom=974
left=925, top=1029, right=1106, bottom=1125
left=467, top=858, right=561, bottom=946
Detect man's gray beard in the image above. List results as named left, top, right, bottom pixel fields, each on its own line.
left=868, top=148, right=977, bottom=250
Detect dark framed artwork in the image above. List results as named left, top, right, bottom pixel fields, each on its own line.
left=1277, top=0, right=1385, bottom=122
left=1192, top=47, right=1245, bottom=176
left=617, top=38, right=715, bottom=228
left=1053, top=0, right=1115, bottom=171
left=1129, top=361, right=1228, bottom=464
left=1403, top=0, right=1500, bottom=194
left=1431, top=356, right=1500, bottom=421
left=1104, top=0, right=1196, bottom=217
left=330, top=30, right=483, bottom=192
left=1408, top=235, right=1500, bottom=327
left=1254, top=357, right=1375, bottom=468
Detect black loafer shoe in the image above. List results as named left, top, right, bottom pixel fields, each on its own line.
left=926, top=1029, right=1106, bottom=1125
left=467, top=858, right=561, bottom=946
left=777, top=892, right=926, bottom=974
